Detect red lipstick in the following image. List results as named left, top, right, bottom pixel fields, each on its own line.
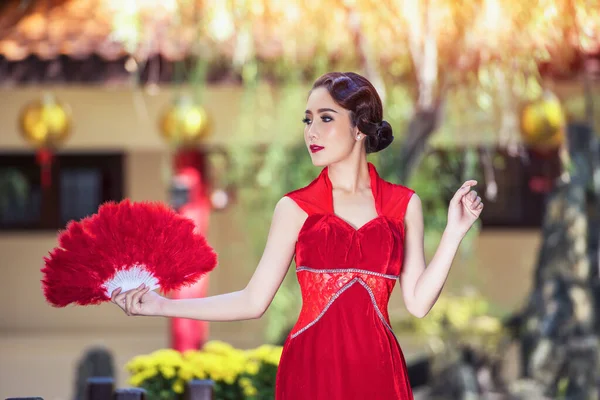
left=310, top=145, right=324, bottom=153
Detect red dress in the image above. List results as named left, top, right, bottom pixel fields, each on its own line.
left=275, top=163, right=415, bottom=400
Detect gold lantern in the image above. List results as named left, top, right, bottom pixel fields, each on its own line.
left=160, top=95, right=212, bottom=147
left=19, top=94, right=72, bottom=187
left=520, top=91, right=565, bottom=153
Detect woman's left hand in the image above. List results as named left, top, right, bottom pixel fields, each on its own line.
left=446, top=180, right=483, bottom=238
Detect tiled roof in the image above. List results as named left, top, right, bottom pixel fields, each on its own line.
left=0, top=0, right=198, bottom=61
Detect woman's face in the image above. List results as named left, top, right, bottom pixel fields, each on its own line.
left=303, top=87, right=360, bottom=167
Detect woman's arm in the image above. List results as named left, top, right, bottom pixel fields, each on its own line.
left=399, top=182, right=482, bottom=318
left=113, top=196, right=306, bottom=321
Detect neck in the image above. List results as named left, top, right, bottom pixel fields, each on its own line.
left=327, top=158, right=371, bottom=194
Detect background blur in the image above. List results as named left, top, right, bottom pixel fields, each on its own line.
left=1, top=1, right=599, bottom=399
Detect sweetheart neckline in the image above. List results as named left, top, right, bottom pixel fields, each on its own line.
left=297, top=214, right=390, bottom=239
left=329, top=213, right=385, bottom=232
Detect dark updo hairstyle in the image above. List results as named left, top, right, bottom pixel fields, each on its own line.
left=310, top=72, right=393, bottom=153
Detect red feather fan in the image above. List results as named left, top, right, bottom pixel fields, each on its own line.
left=41, top=199, right=217, bottom=307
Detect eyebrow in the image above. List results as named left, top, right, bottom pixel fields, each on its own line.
left=305, top=108, right=339, bottom=114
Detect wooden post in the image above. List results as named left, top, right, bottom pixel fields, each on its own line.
left=113, top=388, right=146, bottom=400
left=185, top=379, right=215, bottom=400
left=86, top=377, right=114, bottom=400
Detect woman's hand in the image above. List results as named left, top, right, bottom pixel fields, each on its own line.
left=111, top=284, right=166, bottom=317
left=446, top=180, right=483, bottom=238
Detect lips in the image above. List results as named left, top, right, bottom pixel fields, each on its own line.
left=310, top=145, right=324, bottom=153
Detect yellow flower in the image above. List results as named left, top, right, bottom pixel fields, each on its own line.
left=224, top=373, right=236, bottom=385
left=471, top=315, right=502, bottom=334
left=173, top=380, right=185, bottom=394
left=247, top=344, right=283, bottom=366
left=245, top=361, right=260, bottom=375
left=179, top=364, right=195, bottom=381
left=240, top=377, right=258, bottom=396
left=129, top=373, right=146, bottom=387
left=194, top=370, right=207, bottom=380
left=250, top=344, right=275, bottom=361
left=141, top=367, right=158, bottom=381
left=239, top=377, right=253, bottom=388
left=150, top=349, right=184, bottom=369
left=202, top=340, right=237, bottom=356
left=160, top=365, right=177, bottom=379
left=243, top=385, right=258, bottom=396
left=446, top=299, right=471, bottom=330
left=264, top=352, right=282, bottom=366
left=126, top=355, right=151, bottom=373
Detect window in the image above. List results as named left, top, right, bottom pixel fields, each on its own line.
left=431, top=146, right=552, bottom=229
left=477, top=148, right=548, bottom=228
left=0, top=152, right=124, bottom=231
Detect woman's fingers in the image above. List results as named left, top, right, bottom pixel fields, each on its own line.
left=126, top=284, right=147, bottom=315
left=112, top=284, right=150, bottom=316
left=451, top=181, right=477, bottom=205
left=111, top=288, right=122, bottom=303
left=114, top=291, right=128, bottom=309
left=130, top=285, right=149, bottom=315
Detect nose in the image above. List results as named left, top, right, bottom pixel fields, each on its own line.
left=307, top=124, right=318, bottom=143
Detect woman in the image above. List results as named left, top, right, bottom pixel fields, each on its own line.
left=112, top=72, right=483, bottom=399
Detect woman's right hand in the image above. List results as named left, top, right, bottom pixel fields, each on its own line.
left=111, top=284, right=166, bottom=317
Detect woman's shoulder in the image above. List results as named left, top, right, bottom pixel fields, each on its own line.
left=283, top=171, right=329, bottom=216
left=377, top=177, right=416, bottom=220
left=285, top=169, right=322, bottom=197
left=378, top=177, right=415, bottom=197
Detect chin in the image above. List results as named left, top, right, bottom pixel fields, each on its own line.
left=308, top=149, right=350, bottom=167
left=308, top=153, right=329, bottom=167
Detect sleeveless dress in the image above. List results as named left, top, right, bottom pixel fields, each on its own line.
left=275, top=162, right=415, bottom=400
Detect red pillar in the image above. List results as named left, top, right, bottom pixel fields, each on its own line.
left=169, top=149, right=211, bottom=351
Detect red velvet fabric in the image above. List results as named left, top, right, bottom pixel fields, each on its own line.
left=276, top=163, right=414, bottom=400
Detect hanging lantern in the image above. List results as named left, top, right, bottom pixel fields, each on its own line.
left=160, top=95, right=212, bottom=147
left=19, top=94, right=72, bottom=188
left=520, top=91, right=565, bottom=153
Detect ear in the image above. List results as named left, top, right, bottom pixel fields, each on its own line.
left=354, top=127, right=364, bottom=141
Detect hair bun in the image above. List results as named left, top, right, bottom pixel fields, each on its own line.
left=366, top=120, right=393, bottom=154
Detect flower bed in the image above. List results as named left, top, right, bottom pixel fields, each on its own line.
left=126, top=341, right=283, bottom=400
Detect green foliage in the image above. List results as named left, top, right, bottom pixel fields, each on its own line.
left=393, top=289, right=507, bottom=373
left=239, top=362, right=279, bottom=400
